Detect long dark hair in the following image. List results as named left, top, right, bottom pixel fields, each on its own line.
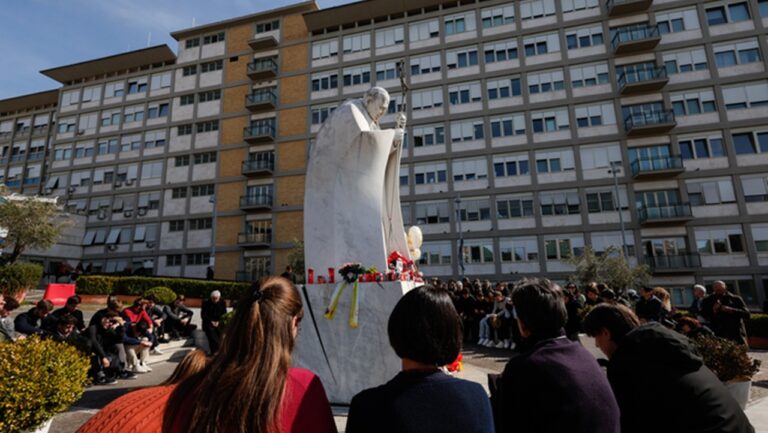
left=163, top=276, right=304, bottom=433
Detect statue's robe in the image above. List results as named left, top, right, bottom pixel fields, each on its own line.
left=304, top=99, right=409, bottom=275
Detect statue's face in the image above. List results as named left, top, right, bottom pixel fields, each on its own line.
left=366, top=94, right=389, bottom=122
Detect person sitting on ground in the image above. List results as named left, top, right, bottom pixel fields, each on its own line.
left=46, top=313, right=87, bottom=347
left=583, top=304, right=753, bottom=433
left=675, top=315, right=714, bottom=339
left=499, top=278, right=620, bottom=433
left=635, top=286, right=665, bottom=323
left=564, top=283, right=585, bottom=341
left=478, top=291, right=507, bottom=347
left=700, top=280, right=751, bottom=346
left=88, top=296, right=122, bottom=327
left=163, top=295, right=195, bottom=340
left=47, top=295, right=86, bottom=333
left=14, top=299, right=54, bottom=336
left=159, top=349, right=209, bottom=386
left=146, top=295, right=169, bottom=344
left=124, top=320, right=154, bottom=374
left=585, top=284, right=602, bottom=306
left=122, top=297, right=160, bottom=354
left=0, top=295, right=22, bottom=342
left=201, top=290, right=227, bottom=354
left=164, top=276, right=337, bottom=433
left=346, top=285, right=494, bottom=433
left=87, top=311, right=128, bottom=385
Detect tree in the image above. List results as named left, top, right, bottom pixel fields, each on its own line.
left=566, top=246, right=650, bottom=292
left=0, top=197, right=68, bottom=264
left=287, top=239, right=305, bottom=283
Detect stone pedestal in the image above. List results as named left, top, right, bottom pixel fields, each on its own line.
left=293, top=281, right=415, bottom=404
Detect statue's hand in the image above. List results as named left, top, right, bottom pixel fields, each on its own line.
left=395, top=113, right=407, bottom=129
left=393, top=129, right=405, bottom=148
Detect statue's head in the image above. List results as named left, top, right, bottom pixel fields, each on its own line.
left=363, top=87, right=390, bottom=123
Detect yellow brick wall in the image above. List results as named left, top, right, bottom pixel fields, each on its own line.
left=225, top=55, right=249, bottom=83
left=273, top=249, right=293, bottom=276
left=227, top=24, right=253, bottom=54
left=219, top=147, right=247, bottom=177
left=279, top=75, right=307, bottom=105
left=221, top=116, right=249, bottom=145
left=216, top=181, right=244, bottom=212
left=275, top=175, right=304, bottom=206
left=214, top=251, right=241, bottom=281
left=275, top=211, right=303, bottom=243
left=278, top=140, right=306, bottom=171
left=278, top=107, right=307, bottom=138
left=281, top=44, right=308, bottom=73
left=223, top=85, right=249, bottom=113
left=216, top=215, right=241, bottom=246
left=282, top=14, right=308, bottom=41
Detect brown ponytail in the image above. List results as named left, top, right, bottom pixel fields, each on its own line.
left=163, top=276, right=304, bottom=433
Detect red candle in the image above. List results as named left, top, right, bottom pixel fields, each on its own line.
left=307, top=268, right=314, bottom=284
left=328, top=268, right=335, bottom=284
left=318, top=275, right=326, bottom=284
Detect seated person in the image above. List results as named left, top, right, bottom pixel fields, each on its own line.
left=0, top=296, right=22, bottom=342
left=346, top=285, right=494, bottom=433
left=163, top=295, right=195, bottom=339
left=676, top=315, right=715, bottom=339
left=146, top=295, right=169, bottom=344
left=14, top=299, right=54, bottom=336
left=46, top=295, right=86, bottom=333
left=123, top=320, right=153, bottom=374
left=121, top=298, right=158, bottom=352
left=88, top=296, right=123, bottom=328
left=87, top=311, right=128, bottom=385
left=47, top=313, right=83, bottom=344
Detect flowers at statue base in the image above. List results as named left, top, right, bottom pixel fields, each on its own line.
left=387, top=251, right=424, bottom=283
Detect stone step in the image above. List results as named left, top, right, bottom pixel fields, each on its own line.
left=145, top=337, right=197, bottom=365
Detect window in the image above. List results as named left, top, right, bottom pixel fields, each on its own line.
left=414, top=162, right=447, bottom=184
left=203, top=32, right=225, bottom=44
left=150, top=72, right=171, bottom=90
left=61, top=90, right=79, bottom=107
left=193, top=152, right=217, bottom=164
left=687, top=178, right=736, bottom=205
left=311, top=104, right=336, bottom=125
left=450, top=118, right=484, bottom=142
left=565, top=25, right=604, bottom=49
left=752, top=224, right=768, bottom=252
left=342, top=32, right=370, bottom=54
left=714, top=39, right=761, bottom=67
left=196, top=120, right=219, bottom=133
left=527, top=69, right=565, bottom=94
left=663, top=47, right=708, bottom=75
left=99, top=110, right=121, bottom=127
left=412, top=124, right=445, bottom=147
left=415, top=201, right=450, bottom=224
left=461, top=239, right=495, bottom=264
left=411, top=88, right=444, bottom=111
left=177, top=124, right=193, bottom=136
left=446, top=46, right=479, bottom=69
left=189, top=218, right=213, bottom=230
left=169, top=220, right=185, bottom=232
left=172, top=187, right=187, bottom=199
left=104, top=81, right=124, bottom=97
left=445, top=11, right=476, bottom=35
left=53, top=146, right=72, bottom=161
left=311, top=71, right=338, bottom=91
left=191, top=184, right=215, bottom=197
left=375, top=26, right=404, bottom=48
left=544, top=236, right=584, bottom=259
left=141, top=161, right=163, bottom=180
left=375, top=61, right=397, bottom=81
left=120, top=134, right=141, bottom=152
left=722, top=81, right=768, bottom=110
left=561, top=0, right=599, bottom=13
left=127, top=77, right=148, bottom=94
left=448, top=82, right=482, bottom=105
left=540, top=191, right=581, bottom=215
left=497, top=195, right=535, bottom=218
left=494, top=153, right=530, bottom=177
left=256, top=20, right=280, bottom=33
left=742, top=175, right=768, bottom=202
left=570, top=62, right=610, bottom=88
left=97, top=138, right=118, bottom=155
left=575, top=102, right=617, bottom=127
left=490, top=114, right=526, bottom=137
left=180, top=94, right=195, bottom=106
left=123, top=104, right=145, bottom=123
left=147, top=102, right=170, bottom=119
left=531, top=108, right=569, bottom=133
left=732, top=130, right=768, bottom=154
left=586, top=189, right=628, bottom=212
left=535, top=148, right=575, bottom=172
left=580, top=143, right=622, bottom=169
left=484, top=39, right=518, bottom=63
left=523, top=33, right=560, bottom=56
left=185, top=38, right=200, bottom=49
left=458, top=198, right=491, bottom=221
left=57, top=117, right=76, bottom=133
left=500, top=238, right=538, bottom=262
left=592, top=232, right=636, bottom=256
left=175, top=155, right=191, bottom=167
left=679, top=134, right=725, bottom=159
left=705, top=2, right=751, bottom=25
left=419, top=242, right=452, bottom=265
left=187, top=253, right=211, bottom=265
left=410, top=53, right=441, bottom=75
left=482, top=4, right=515, bottom=28
left=342, top=66, right=371, bottom=87
left=656, top=8, right=700, bottom=34
left=670, top=89, right=717, bottom=116
left=487, top=77, right=522, bottom=100
left=453, top=158, right=488, bottom=182
left=198, top=89, right=221, bottom=102
left=409, top=19, right=440, bottom=42
left=81, top=85, right=101, bottom=103
left=695, top=226, right=745, bottom=254
left=201, top=60, right=223, bottom=73
left=312, top=39, right=339, bottom=60
left=520, top=0, right=556, bottom=20
left=386, top=94, right=404, bottom=114
left=761, top=0, right=768, bottom=16
left=182, top=65, right=197, bottom=76
left=166, top=255, right=183, bottom=267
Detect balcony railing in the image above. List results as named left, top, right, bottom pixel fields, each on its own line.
left=248, top=35, right=278, bottom=50
left=611, top=24, right=660, bottom=54
left=606, top=0, right=653, bottom=16
left=247, top=58, right=278, bottom=80
left=618, top=66, right=668, bottom=94
left=240, top=194, right=273, bottom=210
left=242, top=158, right=274, bottom=175
left=26, top=152, right=44, bottom=161
left=645, top=254, right=701, bottom=271
left=624, top=110, right=675, bottom=135
left=630, top=156, right=684, bottom=178
left=23, top=177, right=40, bottom=185
left=237, top=232, right=272, bottom=245
left=245, top=89, right=277, bottom=112
left=236, top=271, right=270, bottom=282
left=638, top=203, right=693, bottom=224
left=243, top=120, right=276, bottom=143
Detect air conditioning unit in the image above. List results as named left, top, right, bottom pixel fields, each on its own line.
left=107, top=244, right=118, bottom=251
left=137, top=207, right=148, bottom=216
left=43, top=188, right=53, bottom=195
left=123, top=210, right=133, bottom=217
left=114, top=181, right=123, bottom=187
left=125, top=179, right=135, bottom=186
left=97, top=210, right=107, bottom=220
left=76, top=130, right=85, bottom=136
left=145, top=241, right=156, bottom=249
left=68, top=186, right=77, bottom=193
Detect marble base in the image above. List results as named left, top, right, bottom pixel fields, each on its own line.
left=293, top=281, right=415, bottom=404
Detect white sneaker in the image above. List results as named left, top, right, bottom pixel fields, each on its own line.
left=141, top=362, right=153, bottom=372
left=484, top=340, right=495, bottom=347
left=132, top=364, right=149, bottom=374
left=495, top=341, right=506, bottom=349
left=477, top=338, right=486, bottom=346
left=150, top=347, right=163, bottom=355
left=509, top=342, right=517, bottom=350
left=503, top=339, right=511, bottom=349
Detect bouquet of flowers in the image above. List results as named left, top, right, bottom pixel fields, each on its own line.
left=324, top=262, right=366, bottom=328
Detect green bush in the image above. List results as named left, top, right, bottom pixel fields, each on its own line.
left=0, top=262, right=43, bottom=297
left=0, top=336, right=90, bottom=432
left=144, top=286, right=177, bottom=305
left=691, top=335, right=761, bottom=382
left=76, top=275, right=250, bottom=300
left=746, top=314, right=768, bottom=339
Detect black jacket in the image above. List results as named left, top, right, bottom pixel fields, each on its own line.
left=635, top=295, right=665, bottom=322
left=87, top=323, right=125, bottom=359
left=700, top=293, right=750, bottom=345
left=45, top=307, right=86, bottom=333
left=14, top=308, right=46, bottom=336
left=607, top=323, right=753, bottom=433
left=163, top=304, right=193, bottom=321
left=201, top=299, right=226, bottom=326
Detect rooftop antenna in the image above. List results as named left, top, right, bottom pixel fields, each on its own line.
left=192, top=17, right=196, bottom=26
left=147, top=32, right=152, bottom=47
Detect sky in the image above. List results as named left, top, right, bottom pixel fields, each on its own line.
left=0, top=0, right=354, bottom=99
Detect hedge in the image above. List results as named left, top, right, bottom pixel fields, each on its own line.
left=76, top=275, right=250, bottom=300
left=747, top=314, right=768, bottom=339
left=0, top=262, right=44, bottom=297
left=144, top=286, right=177, bottom=305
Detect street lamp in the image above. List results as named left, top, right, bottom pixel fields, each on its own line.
left=609, top=161, right=629, bottom=259
left=455, top=194, right=465, bottom=277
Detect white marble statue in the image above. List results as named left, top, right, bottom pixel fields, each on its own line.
left=304, top=87, right=410, bottom=275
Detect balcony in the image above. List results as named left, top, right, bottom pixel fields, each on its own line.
left=245, top=89, right=277, bottom=113
left=26, top=152, right=44, bottom=162
left=638, top=203, right=693, bottom=225
left=248, top=35, right=278, bottom=51
left=240, top=194, right=273, bottom=211
left=236, top=270, right=270, bottom=282
left=611, top=25, right=660, bottom=54
left=618, top=66, right=668, bottom=95
left=247, top=57, right=278, bottom=81
left=630, top=156, right=685, bottom=179
left=237, top=232, right=272, bottom=247
left=243, top=120, right=275, bottom=143
left=645, top=254, right=701, bottom=272
left=606, top=0, right=653, bottom=16
left=624, top=110, right=675, bottom=136
left=242, top=157, right=274, bottom=176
